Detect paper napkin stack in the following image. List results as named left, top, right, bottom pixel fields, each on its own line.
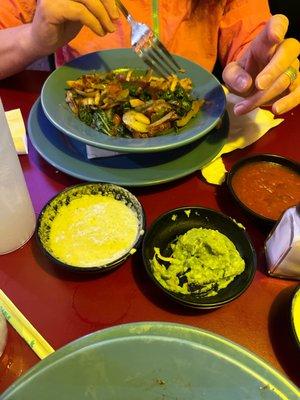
left=5, top=108, right=28, bottom=154
left=265, top=206, right=300, bottom=280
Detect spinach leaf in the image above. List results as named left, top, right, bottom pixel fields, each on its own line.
left=91, top=109, right=112, bottom=136
left=78, top=106, right=93, bottom=126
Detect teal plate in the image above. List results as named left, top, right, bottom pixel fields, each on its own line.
left=2, top=322, right=299, bottom=399
left=28, top=99, right=228, bottom=187
left=41, top=49, right=226, bottom=153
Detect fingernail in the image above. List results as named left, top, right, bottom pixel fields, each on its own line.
left=257, top=74, right=272, bottom=90
left=274, top=25, right=284, bottom=41
left=274, top=104, right=286, bottom=114
left=236, top=76, right=249, bottom=91
left=234, top=103, right=246, bottom=115
left=112, top=6, right=119, bottom=19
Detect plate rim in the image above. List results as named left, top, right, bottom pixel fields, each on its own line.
left=2, top=321, right=299, bottom=399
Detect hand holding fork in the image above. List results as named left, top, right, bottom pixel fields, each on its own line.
left=115, top=0, right=183, bottom=77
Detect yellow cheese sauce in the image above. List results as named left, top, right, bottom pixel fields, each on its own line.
left=49, top=194, right=139, bottom=267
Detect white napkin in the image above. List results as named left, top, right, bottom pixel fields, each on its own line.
left=5, top=109, right=28, bottom=154
left=200, top=88, right=284, bottom=184
left=86, top=145, right=121, bottom=159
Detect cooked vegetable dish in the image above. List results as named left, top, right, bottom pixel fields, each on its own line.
left=65, top=69, right=204, bottom=138
left=151, top=228, right=245, bottom=297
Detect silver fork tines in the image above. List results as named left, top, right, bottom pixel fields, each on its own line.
left=116, top=0, right=182, bottom=78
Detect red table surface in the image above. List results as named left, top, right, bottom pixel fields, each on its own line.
left=0, top=71, right=299, bottom=393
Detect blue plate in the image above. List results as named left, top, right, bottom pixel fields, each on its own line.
left=28, top=99, right=228, bottom=187
left=41, top=49, right=226, bottom=153
left=2, top=322, right=299, bottom=399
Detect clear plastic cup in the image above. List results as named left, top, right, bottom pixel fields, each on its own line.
left=0, top=98, right=36, bottom=254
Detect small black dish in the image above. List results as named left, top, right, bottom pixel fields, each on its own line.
left=291, top=285, right=300, bottom=348
left=36, top=182, right=145, bottom=273
left=227, top=154, right=300, bottom=225
left=142, top=206, right=256, bottom=309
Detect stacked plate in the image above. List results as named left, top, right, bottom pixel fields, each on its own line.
left=2, top=322, right=299, bottom=399
left=28, top=49, right=228, bottom=187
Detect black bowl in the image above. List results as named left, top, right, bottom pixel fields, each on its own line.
left=291, top=285, right=300, bottom=348
left=36, top=182, right=145, bottom=273
left=142, top=206, right=256, bottom=309
left=227, top=154, right=300, bottom=225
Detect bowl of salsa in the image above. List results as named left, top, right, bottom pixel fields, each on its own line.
left=227, top=154, right=300, bottom=224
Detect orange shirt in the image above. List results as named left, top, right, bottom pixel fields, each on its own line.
left=0, top=0, right=271, bottom=71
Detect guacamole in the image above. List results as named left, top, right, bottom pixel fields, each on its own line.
left=151, top=228, right=245, bottom=297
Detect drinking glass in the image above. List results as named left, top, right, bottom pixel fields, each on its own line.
left=0, top=97, right=36, bottom=254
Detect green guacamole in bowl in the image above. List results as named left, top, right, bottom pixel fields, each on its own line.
left=152, top=227, right=245, bottom=297
left=142, top=206, right=256, bottom=309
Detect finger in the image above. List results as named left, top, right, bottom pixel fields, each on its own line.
left=233, top=59, right=299, bottom=115
left=273, top=75, right=300, bottom=114
left=222, top=61, right=253, bottom=94
left=234, top=75, right=290, bottom=115
left=256, top=38, right=300, bottom=90
left=246, top=15, right=289, bottom=64
left=253, top=14, right=288, bottom=48
left=102, top=0, right=119, bottom=20
left=289, top=64, right=300, bottom=91
left=263, top=14, right=289, bottom=44
left=74, top=0, right=117, bottom=33
left=61, top=2, right=105, bottom=36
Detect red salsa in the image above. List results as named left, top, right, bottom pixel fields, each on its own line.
left=231, top=161, right=300, bottom=220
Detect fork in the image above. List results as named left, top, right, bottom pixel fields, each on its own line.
left=115, top=0, right=182, bottom=78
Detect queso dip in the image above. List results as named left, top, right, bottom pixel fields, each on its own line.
left=48, top=194, right=139, bottom=267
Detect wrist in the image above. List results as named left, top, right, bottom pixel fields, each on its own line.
left=19, top=23, right=53, bottom=60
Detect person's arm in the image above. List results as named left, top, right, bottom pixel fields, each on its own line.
left=0, top=24, right=48, bottom=79
left=0, top=0, right=119, bottom=80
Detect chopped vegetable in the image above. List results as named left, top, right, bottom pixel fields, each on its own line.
left=65, top=69, right=204, bottom=138
left=122, top=110, right=150, bottom=133
left=176, top=99, right=204, bottom=127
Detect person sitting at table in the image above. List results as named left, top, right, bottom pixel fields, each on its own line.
left=0, top=0, right=299, bottom=116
